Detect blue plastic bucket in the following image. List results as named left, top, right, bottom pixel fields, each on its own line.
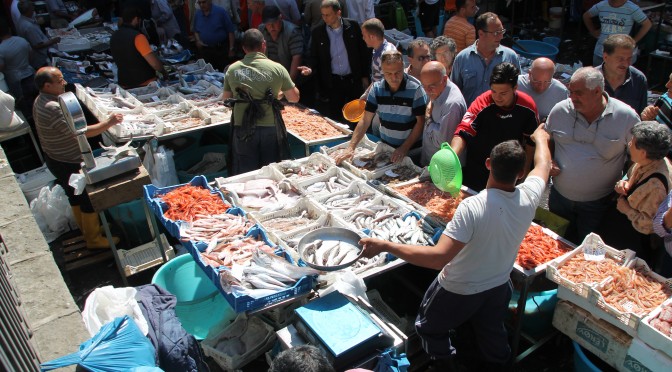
left=507, top=289, right=558, bottom=338
left=573, top=342, right=602, bottom=372
left=542, top=36, right=561, bottom=48
left=151, top=254, right=235, bottom=340
left=512, top=40, right=559, bottom=61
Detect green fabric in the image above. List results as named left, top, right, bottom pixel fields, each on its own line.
left=223, top=52, right=295, bottom=127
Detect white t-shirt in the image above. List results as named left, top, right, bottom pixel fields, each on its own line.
left=438, top=176, right=546, bottom=295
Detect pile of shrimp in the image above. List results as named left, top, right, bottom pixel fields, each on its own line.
left=282, top=105, right=343, bottom=141
left=516, top=225, right=572, bottom=270
left=393, top=181, right=464, bottom=221
left=160, top=185, right=231, bottom=222
left=557, top=253, right=622, bottom=284
left=599, top=265, right=672, bottom=316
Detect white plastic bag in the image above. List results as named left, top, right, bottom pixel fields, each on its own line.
left=143, top=142, right=178, bottom=187
left=319, top=269, right=369, bottom=302
left=29, top=185, right=76, bottom=242
left=82, top=285, right=149, bottom=337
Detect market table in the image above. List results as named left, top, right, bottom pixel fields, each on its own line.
left=86, top=165, right=172, bottom=285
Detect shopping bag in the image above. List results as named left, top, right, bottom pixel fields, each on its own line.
left=82, top=286, right=149, bottom=337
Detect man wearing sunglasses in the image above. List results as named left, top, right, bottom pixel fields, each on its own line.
left=404, top=39, right=431, bottom=81
left=517, top=57, right=568, bottom=122
left=545, top=67, right=639, bottom=244
left=450, top=12, right=520, bottom=106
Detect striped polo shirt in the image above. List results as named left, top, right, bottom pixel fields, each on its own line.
left=365, top=74, right=428, bottom=147
left=33, top=92, right=81, bottom=163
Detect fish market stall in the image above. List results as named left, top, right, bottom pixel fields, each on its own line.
left=281, top=104, right=352, bottom=157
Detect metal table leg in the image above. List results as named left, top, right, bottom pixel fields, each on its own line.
left=510, top=276, right=532, bottom=361
left=143, top=200, right=168, bottom=263
left=99, top=211, right=128, bottom=286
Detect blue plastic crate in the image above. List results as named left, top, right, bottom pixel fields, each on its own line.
left=142, top=175, right=231, bottom=240
left=217, top=274, right=315, bottom=313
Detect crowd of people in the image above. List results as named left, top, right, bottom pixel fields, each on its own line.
left=4, top=0, right=672, bottom=371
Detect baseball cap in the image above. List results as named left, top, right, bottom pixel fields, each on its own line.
left=262, top=5, right=281, bottom=23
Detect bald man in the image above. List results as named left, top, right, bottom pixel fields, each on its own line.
left=420, top=61, right=467, bottom=166
left=517, top=57, right=568, bottom=122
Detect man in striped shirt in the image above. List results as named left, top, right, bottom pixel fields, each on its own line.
left=33, top=67, right=122, bottom=250
left=443, top=0, right=478, bottom=53
left=334, top=50, right=428, bottom=164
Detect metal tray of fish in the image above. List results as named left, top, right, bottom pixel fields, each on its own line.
left=282, top=103, right=353, bottom=146
left=273, top=214, right=355, bottom=263
left=295, top=167, right=357, bottom=197
left=272, top=152, right=335, bottom=182
left=367, top=157, right=425, bottom=186
left=312, top=180, right=380, bottom=213
left=298, top=227, right=365, bottom=271
left=250, top=197, right=328, bottom=237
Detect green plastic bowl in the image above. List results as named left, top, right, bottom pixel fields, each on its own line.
left=152, top=254, right=235, bottom=340
left=428, top=142, right=462, bottom=196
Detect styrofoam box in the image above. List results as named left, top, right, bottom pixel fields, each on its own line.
left=202, top=315, right=277, bottom=371
left=143, top=95, right=190, bottom=115
left=57, top=37, right=91, bottom=52
left=136, top=88, right=177, bottom=103
left=368, top=157, right=424, bottom=185
left=639, top=298, right=672, bottom=359
left=320, top=135, right=378, bottom=157
left=587, top=258, right=672, bottom=336
left=313, top=179, right=380, bottom=213
left=177, top=59, right=210, bottom=74
left=553, top=300, right=632, bottom=370
left=152, top=101, right=195, bottom=121
left=107, top=114, right=165, bottom=139
left=341, top=142, right=397, bottom=180
left=625, top=338, right=672, bottom=372
left=512, top=224, right=576, bottom=278
left=340, top=195, right=412, bottom=231
left=126, top=81, right=161, bottom=96
left=295, top=166, right=357, bottom=197
left=250, top=197, right=328, bottom=237
left=547, top=233, right=635, bottom=300
left=272, top=152, right=336, bottom=182
left=181, top=86, right=223, bottom=104
left=162, top=108, right=211, bottom=134
left=215, top=166, right=288, bottom=208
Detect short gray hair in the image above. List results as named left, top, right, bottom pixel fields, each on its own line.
left=430, top=36, right=457, bottom=57
left=571, top=67, right=604, bottom=91
left=632, top=121, right=672, bottom=160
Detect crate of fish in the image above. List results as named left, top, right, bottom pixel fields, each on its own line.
left=143, top=175, right=232, bottom=240
left=152, top=101, right=196, bottom=122
left=639, top=298, right=672, bottom=358
left=92, top=89, right=144, bottom=117
left=250, top=198, right=328, bottom=238
left=202, top=314, right=277, bottom=370
left=163, top=108, right=212, bottom=134
left=173, top=79, right=215, bottom=95
left=136, top=87, right=179, bottom=104
left=281, top=104, right=352, bottom=146
left=295, top=167, right=356, bottom=198
left=177, top=59, right=213, bottom=74
left=513, top=224, right=576, bottom=278
left=340, top=142, right=397, bottom=180
left=179, top=207, right=251, bottom=246
left=272, top=152, right=335, bottom=182
left=585, top=258, right=672, bottom=336
left=142, top=95, right=190, bottom=115
left=194, top=99, right=232, bottom=123
left=125, top=81, right=162, bottom=96
left=367, top=157, right=424, bottom=186
left=546, top=233, right=634, bottom=301
left=337, top=194, right=411, bottom=230
left=181, top=86, right=222, bottom=104
left=187, top=224, right=277, bottom=284
left=274, top=214, right=355, bottom=262
left=217, top=248, right=318, bottom=313
left=106, top=114, right=165, bottom=141
left=320, top=136, right=378, bottom=157
left=312, top=180, right=380, bottom=213
left=217, top=167, right=302, bottom=213
left=388, top=180, right=475, bottom=226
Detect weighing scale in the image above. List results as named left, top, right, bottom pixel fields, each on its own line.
left=58, top=92, right=141, bottom=184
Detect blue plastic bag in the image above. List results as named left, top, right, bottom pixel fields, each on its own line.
left=373, top=349, right=410, bottom=372
left=41, top=315, right=158, bottom=372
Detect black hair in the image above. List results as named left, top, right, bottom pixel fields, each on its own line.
left=242, top=28, right=265, bottom=51
left=121, top=6, right=142, bottom=24
left=490, top=140, right=526, bottom=184
left=474, top=12, right=498, bottom=33
left=490, top=62, right=519, bottom=87
left=269, top=345, right=336, bottom=372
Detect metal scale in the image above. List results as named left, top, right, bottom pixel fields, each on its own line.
left=58, top=92, right=141, bottom=184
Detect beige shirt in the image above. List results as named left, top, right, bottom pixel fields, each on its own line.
left=620, top=158, right=672, bottom=234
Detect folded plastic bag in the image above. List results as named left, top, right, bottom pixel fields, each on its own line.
left=41, top=315, right=157, bottom=372
left=82, top=286, right=149, bottom=337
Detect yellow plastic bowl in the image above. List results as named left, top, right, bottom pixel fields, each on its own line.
left=342, top=99, right=366, bottom=122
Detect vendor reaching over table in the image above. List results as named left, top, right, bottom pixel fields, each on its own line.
left=223, top=28, right=300, bottom=176
left=332, top=50, right=428, bottom=165
left=359, top=125, right=552, bottom=370
left=110, top=6, right=167, bottom=89
left=33, top=67, right=122, bottom=250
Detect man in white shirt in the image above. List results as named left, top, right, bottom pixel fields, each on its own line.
left=360, top=125, right=552, bottom=370
left=517, top=57, right=568, bottom=122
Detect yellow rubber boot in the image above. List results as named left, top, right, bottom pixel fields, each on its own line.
left=81, top=212, right=120, bottom=249
left=71, top=205, right=83, bottom=231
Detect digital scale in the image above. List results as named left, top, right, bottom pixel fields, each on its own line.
left=58, top=92, right=141, bottom=184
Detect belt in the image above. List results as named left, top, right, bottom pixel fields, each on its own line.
left=331, top=74, right=353, bottom=80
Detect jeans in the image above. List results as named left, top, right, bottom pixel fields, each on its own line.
left=548, top=186, right=611, bottom=245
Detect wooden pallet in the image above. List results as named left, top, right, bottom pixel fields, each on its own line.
left=61, top=234, right=113, bottom=271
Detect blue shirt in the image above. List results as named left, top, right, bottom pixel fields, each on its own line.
left=450, top=41, right=521, bottom=106
left=371, top=39, right=397, bottom=82
left=193, top=4, right=235, bottom=46
left=365, top=75, right=428, bottom=146
left=596, top=64, right=648, bottom=114
left=326, top=19, right=351, bottom=76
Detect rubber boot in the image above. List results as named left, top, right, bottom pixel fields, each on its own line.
left=71, top=205, right=83, bottom=231
left=81, top=212, right=120, bottom=249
